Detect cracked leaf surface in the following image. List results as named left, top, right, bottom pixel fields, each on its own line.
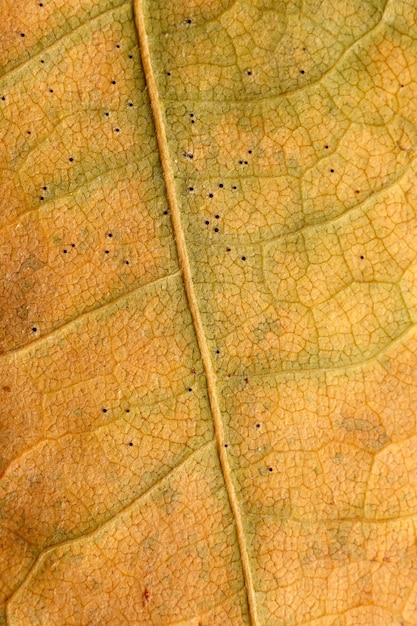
left=1, top=0, right=417, bottom=624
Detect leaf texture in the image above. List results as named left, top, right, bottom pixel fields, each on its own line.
left=1, top=0, right=417, bottom=624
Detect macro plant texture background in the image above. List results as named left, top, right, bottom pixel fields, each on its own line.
left=1, top=0, right=417, bottom=624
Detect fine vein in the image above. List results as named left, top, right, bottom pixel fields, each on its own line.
left=133, top=2, right=258, bottom=624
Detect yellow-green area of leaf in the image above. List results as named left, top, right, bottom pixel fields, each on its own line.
left=1, top=0, right=417, bottom=624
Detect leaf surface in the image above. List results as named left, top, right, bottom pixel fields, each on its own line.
left=1, top=0, right=417, bottom=624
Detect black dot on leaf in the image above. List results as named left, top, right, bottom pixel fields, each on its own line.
left=256, top=423, right=261, bottom=428
left=324, top=145, right=329, bottom=149
left=205, top=220, right=210, bottom=225
left=40, top=59, right=44, bottom=63
left=105, top=250, right=109, bottom=254
left=102, top=408, right=108, bottom=413
left=241, top=256, right=246, bottom=261
left=128, top=54, right=133, bottom=59
left=300, top=69, right=305, bottom=74
left=69, top=157, right=73, bottom=162
left=188, top=387, right=193, bottom=392
left=216, top=349, right=220, bottom=354
left=163, top=209, right=169, bottom=215
left=166, top=71, right=171, bottom=76
left=214, top=227, right=219, bottom=232
left=111, top=80, right=116, bottom=84
left=360, top=255, right=364, bottom=260
left=31, top=327, right=37, bottom=332
left=128, top=102, right=133, bottom=107
left=49, top=88, right=54, bottom=93
left=188, top=187, right=194, bottom=192
left=246, top=70, right=252, bottom=75
left=218, top=183, right=223, bottom=188
left=330, top=169, right=334, bottom=173
left=39, top=196, right=44, bottom=201
left=125, top=409, right=130, bottom=413
left=268, top=467, right=273, bottom=472
left=63, top=249, right=67, bottom=254
left=1, top=96, right=5, bottom=101
left=215, top=215, right=220, bottom=219
left=232, top=186, right=237, bottom=190
left=128, top=441, right=133, bottom=446
left=114, top=128, right=120, bottom=133
left=224, top=444, right=228, bottom=448
left=107, top=233, right=113, bottom=238
left=226, top=247, right=231, bottom=252
left=208, top=193, right=213, bottom=198
left=116, top=44, right=120, bottom=49
left=124, top=260, right=129, bottom=265
left=20, top=33, right=25, bottom=37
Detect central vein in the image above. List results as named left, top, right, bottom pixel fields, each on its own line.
left=132, top=1, right=259, bottom=624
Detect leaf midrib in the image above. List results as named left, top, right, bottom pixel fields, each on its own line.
left=132, top=1, right=258, bottom=624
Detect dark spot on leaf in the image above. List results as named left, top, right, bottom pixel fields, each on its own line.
left=246, top=70, right=252, bottom=75
left=214, top=227, right=219, bottom=232
left=107, top=233, right=113, bottom=238
left=125, top=409, right=130, bottom=413
left=232, top=185, right=237, bottom=190
left=205, top=220, right=210, bottom=225
left=124, top=260, right=129, bottom=265
left=360, top=255, right=364, bottom=260
left=128, top=102, right=133, bottom=107
left=188, top=387, right=193, bottom=392
left=142, top=589, right=151, bottom=607
left=300, top=69, right=305, bottom=74
left=208, top=193, right=213, bottom=198
left=163, top=209, right=169, bottom=215
left=128, top=441, right=133, bottom=446
left=102, top=408, right=107, bottom=413
left=188, top=187, right=194, bottom=192
left=215, top=215, right=220, bottom=219
left=241, top=256, right=246, bottom=261
left=49, top=88, right=54, bottom=93
left=69, top=157, right=73, bottom=162
left=324, top=145, right=329, bottom=149
left=218, top=183, right=223, bottom=188
left=20, top=33, right=25, bottom=37
left=31, top=327, right=37, bottom=332
left=226, top=247, right=231, bottom=252
left=166, top=71, right=171, bottom=76
left=216, top=349, right=220, bottom=354
left=114, top=127, right=120, bottom=133
left=63, top=249, right=67, bottom=254
left=330, top=168, right=334, bottom=173
left=268, top=467, right=273, bottom=472
left=111, top=80, right=116, bottom=84
left=256, top=423, right=261, bottom=428
left=116, top=44, right=120, bottom=49
left=2, top=386, right=11, bottom=392
left=224, top=444, right=228, bottom=448
left=105, top=250, right=109, bottom=254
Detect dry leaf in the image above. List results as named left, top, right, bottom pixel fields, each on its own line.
left=1, top=0, right=417, bottom=624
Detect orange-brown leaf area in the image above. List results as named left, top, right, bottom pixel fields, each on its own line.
left=1, top=0, right=417, bottom=624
